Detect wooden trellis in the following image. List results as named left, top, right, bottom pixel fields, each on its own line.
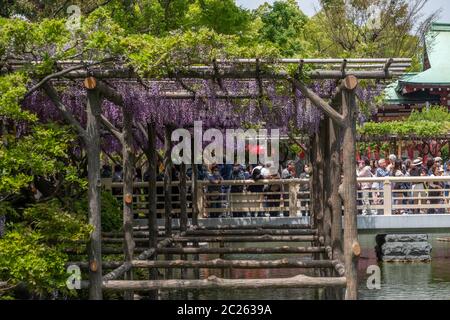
left=20, top=57, right=411, bottom=300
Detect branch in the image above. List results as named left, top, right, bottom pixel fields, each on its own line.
left=288, top=77, right=345, bottom=127
left=42, top=83, right=87, bottom=140
left=25, top=59, right=114, bottom=98
left=96, top=80, right=125, bottom=107
left=99, top=115, right=124, bottom=144
left=136, top=121, right=164, bottom=163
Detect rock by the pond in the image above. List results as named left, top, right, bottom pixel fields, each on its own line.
left=385, top=234, right=429, bottom=243
left=375, top=234, right=432, bottom=262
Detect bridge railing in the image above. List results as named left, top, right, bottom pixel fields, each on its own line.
left=356, top=176, right=450, bottom=216
left=102, top=178, right=310, bottom=218
left=102, top=176, right=450, bottom=218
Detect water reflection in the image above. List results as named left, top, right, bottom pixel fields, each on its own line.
left=160, top=232, right=450, bottom=300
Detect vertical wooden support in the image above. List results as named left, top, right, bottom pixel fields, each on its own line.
left=86, top=88, right=103, bottom=300
left=325, top=105, right=344, bottom=300
left=190, top=148, right=200, bottom=282
left=342, top=78, right=360, bottom=300
left=323, top=116, right=332, bottom=250
left=196, top=183, right=205, bottom=219
left=309, top=136, right=316, bottom=228
left=122, top=101, right=136, bottom=300
left=289, top=182, right=299, bottom=217
left=164, top=126, right=173, bottom=236
left=180, top=162, right=188, bottom=280
left=147, top=122, right=158, bottom=299
left=180, top=163, right=188, bottom=232
left=329, top=98, right=343, bottom=263
left=163, top=126, right=173, bottom=280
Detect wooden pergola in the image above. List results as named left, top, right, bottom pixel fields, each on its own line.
left=20, top=57, right=411, bottom=300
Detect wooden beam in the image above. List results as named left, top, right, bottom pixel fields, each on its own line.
left=102, top=235, right=318, bottom=243
left=155, top=246, right=327, bottom=255
left=130, top=259, right=338, bottom=269
left=93, top=275, right=347, bottom=290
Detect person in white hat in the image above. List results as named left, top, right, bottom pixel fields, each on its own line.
left=410, top=158, right=425, bottom=214
left=434, top=157, right=443, bottom=172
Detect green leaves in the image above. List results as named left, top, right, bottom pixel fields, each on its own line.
left=0, top=73, right=35, bottom=121
left=358, top=106, right=450, bottom=138
left=0, top=124, right=80, bottom=194
left=0, top=227, right=69, bottom=295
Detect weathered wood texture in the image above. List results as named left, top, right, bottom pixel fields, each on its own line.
left=85, top=88, right=103, bottom=300
left=130, top=259, right=338, bottom=269
left=97, top=275, right=347, bottom=291
left=342, top=88, right=360, bottom=300
left=154, top=246, right=326, bottom=255
left=102, top=235, right=318, bottom=243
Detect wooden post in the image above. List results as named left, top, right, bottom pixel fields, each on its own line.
left=164, top=126, right=173, bottom=236
left=329, top=97, right=343, bottom=263
left=191, top=164, right=200, bottom=282
left=180, top=163, right=188, bottom=232
left=122, top=98, right=136, bottom=300
left=196, top=183, right=205, bottom=220
left=341, top=75, right=360, bottom=300
left=147, top=122, right=158, bottom=299
left=85, top=86, right=103, bottom=300
left=179, top=162, right=188, bottom=280
left=289, top=181, right=299, bottom=217
left=163, top=126, right=173, bottom=280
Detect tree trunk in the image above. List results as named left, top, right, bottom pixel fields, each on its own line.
left=122, top=105, right=136, bottom=300
left=147, top=122, right=158, bottom=299
left=342, top=89, right=359, bottom=300
left=163, top=126, right=173, bottom=280
left=86, top=89, right=103, bottom=300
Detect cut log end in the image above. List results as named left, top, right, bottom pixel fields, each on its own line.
left=90, top=261, right=98, bottom=272
left=343, top=75, right=358, bottom=90
left=84, top=77, right=97, bottom=89
left=352, top=242, right=361, bottom=257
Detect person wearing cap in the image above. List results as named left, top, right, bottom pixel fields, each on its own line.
left=261, top=161, right=274, bottom=179
left=410, top=159, right=426, bottom=214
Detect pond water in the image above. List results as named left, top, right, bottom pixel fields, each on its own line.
left=160, top=231, right=450, bottom=300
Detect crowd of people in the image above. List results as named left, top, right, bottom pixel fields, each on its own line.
left=357, top=155, right=450, bottom=215
left=101, top=153, right=450, bottom=218
left=102, top=159, right=310, bottom=218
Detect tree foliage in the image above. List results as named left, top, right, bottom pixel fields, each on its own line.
left=358, top=106, right=450, bottom=138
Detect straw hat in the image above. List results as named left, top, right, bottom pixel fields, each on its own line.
left=412, top=159, right=423, bottom=167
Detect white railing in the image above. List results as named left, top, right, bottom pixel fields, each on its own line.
left=103, top=176, right=450, bottom=218
left=356, top=176, right=450, bottom=216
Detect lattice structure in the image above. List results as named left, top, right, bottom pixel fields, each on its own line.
left=15, top=57, right=411, bottom=300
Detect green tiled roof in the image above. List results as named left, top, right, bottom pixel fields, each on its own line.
left=384, top=78, right=440, bottom=104
left=399, top=22, right=450, bottom=86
